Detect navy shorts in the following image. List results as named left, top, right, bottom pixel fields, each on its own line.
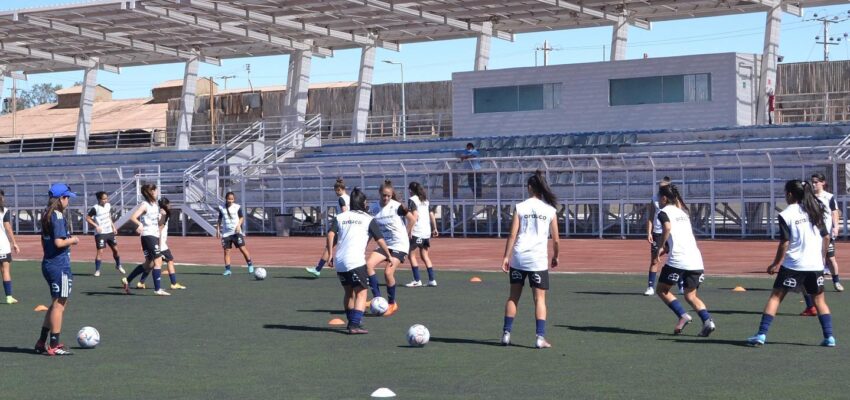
left=773, top=267, right=824, bottom=295
left=659, top=265, right=704, bottom=289
left=42, top=262, right=73, bottom=299
left=376, top=247, right=407, bottom=264
left=0, top=252, right=11, bottom=263
left=650, top=232, right=666, bottom=259
left=509, top=268, right=550, bottom=290
left=141, top=235, right=162, bottom=261
left=95, top=233, right=118, bottom=249
left=338, top=266, right=369, bottom=289
left=161, top=249, right=174, bottom=262
left=221, top=234, right=246, bottom=249
left=410, top=236, right=431, bottom=250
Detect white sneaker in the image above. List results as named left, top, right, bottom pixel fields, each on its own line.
left=404, top=280, right=423, bottom=288
left=427, top=280, right=438, bottom=287
left=643, top=286, right=655, bottom=296
left=93, top=270, right=101, bottom=277
left=698, top=319, right=716, bottom=337
left=501, top=331, right=511, bottom=346
left=674, top=313, right=692, bottom=335
left=153, top=289, right=171, bottom=296
left=116, top=265, right=126, bottom=274
left=835, top=282, right=844, bottom=292
left=535, top=336, right=552, bottom=349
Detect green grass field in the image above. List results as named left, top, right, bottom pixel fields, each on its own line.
left=2, top=261, right=849, bottom=399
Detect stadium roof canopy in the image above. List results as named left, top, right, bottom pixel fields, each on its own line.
left=0, top=0, right=844, bottom=75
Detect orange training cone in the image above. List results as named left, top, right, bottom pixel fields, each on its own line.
left=732, top=286, right=747, bottom=292
left=34, top=305, right=49, bottom=312
left=328, top=318, right=346, bottom=326
left=469, top=276, right=482, bottom=283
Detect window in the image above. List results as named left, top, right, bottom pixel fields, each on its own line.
left=474, top=83, right=561, bottom=113
left=609, top=73, right=711, bottom=106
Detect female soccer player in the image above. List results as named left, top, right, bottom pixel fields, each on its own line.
left=35, top=183, right=79, bottom=355
left=122, top=184, right=169, bottom=296
left=306, top=178, right=350, bottom=277
left=327, top=188, right=392, bottom=334
left=404, top=181, right=439, bottom=288
left=500, top=171, right=560, bottom=349
left=366, top=180, right=415, bottom=317
left=748, top=180, right=836, bottom=347
left=644, top=177, right=670, bottom=296
left=217, top=192, right=254, bottom=276
left=137, top=198, right=186, bottom=290
left=85, top=191, right=124, bottom=277
left=813, top=173, right=842, bottom=292
left=0, top=190, right=20, bottom=304
left=654, top=184, right=716, bottom=337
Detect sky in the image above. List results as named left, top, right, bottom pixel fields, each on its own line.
left=2, top=1, right=850, bottom=99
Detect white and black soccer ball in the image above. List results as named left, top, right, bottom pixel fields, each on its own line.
left=77, top=326, right=100, bottom=349
left=407, top=324, right=430, bottom=347
left=370, top=297, right=389, bottom=315
left=254, top=267, right=267, bottom=280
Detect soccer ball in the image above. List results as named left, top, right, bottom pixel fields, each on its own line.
left=370, top=297, right=389, bottom=315
left=254, top=267, right=267, bottom=280
left=407, top=324, right=430, bottom=347
left=77, top=326, right=100, bottom=349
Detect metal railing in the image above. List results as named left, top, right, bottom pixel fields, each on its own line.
left=777, top=91, right=850, bottom=123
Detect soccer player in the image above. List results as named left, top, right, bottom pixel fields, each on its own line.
left=85, top=191, right=124, bottom=277
left=500, top=171, right=560, bottom=349
left=327, top=188, right=392, bottom=334
left=813, top=173, right=842, bottom=292
left=217, top=192, right=254, bottom=276
left=654, top=184, right=716, bottom=337
left=306, top=178, right=350, bottom=277
left=122, top=184, right=170, bottom=296
left=0, top=190, right=20, bottom=304
left=747, top=180, right=836, bottom=347
left=644, top=177, right=671, bottom=296
left=137, top=198, right=186, bottom=290
left=404, top=181, right=439, bottom=288
left=35, top=183, right=79, bottom=356
left=365, top=180, right=415, bottom=317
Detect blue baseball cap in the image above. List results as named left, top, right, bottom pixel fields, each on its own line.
left=48, top=183, right=77, bottom=198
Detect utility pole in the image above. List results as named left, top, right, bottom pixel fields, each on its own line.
left=217, top=75, right=236, bottom=90
left=209, top=76, right=216, bottom=145
left=535, top=40, right=555, bottom=66
left=11, top=77, right=17, bottom=138
left=807, top=10, right=849, bottom=121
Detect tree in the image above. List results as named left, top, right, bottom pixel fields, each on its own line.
left=16, top=83, right=64, bottom=110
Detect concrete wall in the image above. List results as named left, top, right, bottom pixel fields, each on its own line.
left=452, top=53, right=748, bottom=137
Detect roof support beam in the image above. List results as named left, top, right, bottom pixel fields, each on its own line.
left=130, top=3, right=333, bottom=57
left=344, top=0, right=515, bottom=41
left=0, top=40, right=120, bottom=73
left=745, top=0, right=802, bottom=17
left=18, top=16, right=222, bottom=66
left=183, top=0, right=400, bottom=52
left=534, top=0, right=651, bottom=30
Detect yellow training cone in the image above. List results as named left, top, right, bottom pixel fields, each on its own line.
left=732, top=286, right=747, bottom=292
left=328, top=318, right=346, bottom=326
left=470, top=276, right=482, bottom=283
left=34, top=305, right=49, bottom=312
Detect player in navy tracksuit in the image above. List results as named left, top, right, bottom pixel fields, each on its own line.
left=35, top=183, right=80, bottom=356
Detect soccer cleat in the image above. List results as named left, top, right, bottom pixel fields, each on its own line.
left=222, top=269, right=232, bottom=277
left=643, top=286, right=655, bottom=296
left=535, top=336, right=552, bottom=349
left=800, top=306, right=818, bottom=317
left=305, top=267, right=321, bottom=278
left=428, top=280, right=438, bottom=287
left=248, top=265, right=255, bottom=274
left=673, top=314, right=692, bottom=335
left=404, top=280, right=423, bottom=288
left=121, top=278, right=130, bottom=295
left=347, top=325, right=369, bottom=335
left=136, top=282, right=146, bottom=290
left=34, top=340, right=46, bottom=354
left=698, top=319, right=716, bottom=337
left=153, top=289, right=171, bottom=296
left=116, top=265, right=126, bottom=274
left=747, top=333, right=766, bottom=346
left=6, top=295, right=18, bottom=304
left=501, top=331, right=511, bottom=346
left=835, top=282, right=844, bottom=292
left=94, top=270, right=101, bottom=277
left=45, top=343, right=73, bottom=356
left=170, top=283, right=187, bottom=290
left=383, top=302, right=399, bottom=317
left=821, top=336, right=836, bottom=347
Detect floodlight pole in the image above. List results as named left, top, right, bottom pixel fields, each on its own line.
left=384, top=60, right=406, bottom=141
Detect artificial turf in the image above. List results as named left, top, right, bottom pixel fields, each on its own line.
left=2, top=261, right=849, bottom=399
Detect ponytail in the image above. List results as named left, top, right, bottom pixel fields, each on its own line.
left=159, top=197, right=172, bottom=224
left=408, top=181, right=427, bottom=202
left=0, top=189, right=5, bottom=213
left=349, top=187, right=367, bottom=212
left=527, top=170, right=558, bottom=208
left=41, top=197, right=63, bottom=233
left=334, top=177, right=346, bottom=191
left=786, top=179, right=826, bottom=233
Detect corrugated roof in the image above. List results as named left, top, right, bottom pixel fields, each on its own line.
left=152, top=79, right=184, bottom=89
left=54, top=84, right=113, bottom=95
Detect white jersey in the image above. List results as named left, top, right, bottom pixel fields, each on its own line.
left=218, top=204, right=244, bottom=237
left=0, top=208, right=11, bottom=255
left=816, top=191, right=838, bottom=236
left=658, top=205, right=704, bottom=271
left=651, top=194, right=663, bottom=234
left=160, top=216, right=170, bottom=251
left=511, top=198, right=557, bottom=272
left=779, top=204, right=829, bottom=271
left=409, top=195, right=431, bottom=238
left=331, top=210, right=383, bottom=272
left=139, top=201, right=161, bottom=238
left=88, top=203, right=114, bottom=234
left=370, top=199, right=410, bottom=253
left=338, top=194, right=350, bottom=213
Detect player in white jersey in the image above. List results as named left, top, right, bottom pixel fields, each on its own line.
left=365, top=180, right=415, bottom=317
left=217, top=192, right=254, bottom=276
left=404, top=181, right=439, bottom=288
left=500, top=171, right=560, bottom=349
left=121, top=184, right=170, bottom=296
left=85, top=191, right=125, bottom=277
left=812, top=173, right=842, bottom=292
left=654, top=184, right=716, bottom=337
left=306, top=178, right=350, bottom=277
left=644, top=177, right=671, bottom=296
left=0, top=190, right=21, bottom=304
left=137, top=198, right=187, bottom=291
left=747, top=180, right=836, bottom=347
left=327, top=188, right=392, bottom=334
